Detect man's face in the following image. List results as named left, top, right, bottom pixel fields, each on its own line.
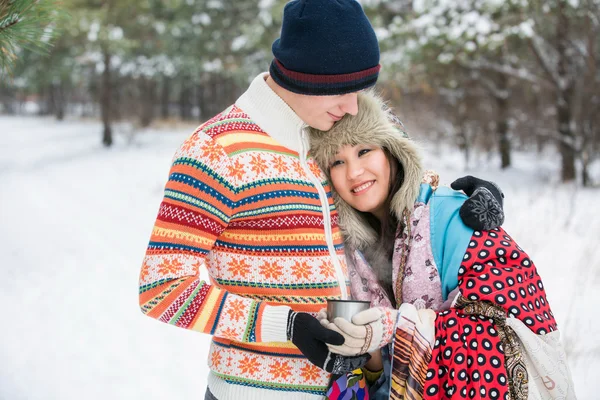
left=290, top=92, right=359, bottom=131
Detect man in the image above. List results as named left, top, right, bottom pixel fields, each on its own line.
left=138, top=1, right=505, bottom=400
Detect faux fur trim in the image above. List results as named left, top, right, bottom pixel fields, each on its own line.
left=308, top=91, right=423, bottom=250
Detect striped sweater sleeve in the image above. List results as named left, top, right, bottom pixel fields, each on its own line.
left=138, top=129, right=290, bottom=343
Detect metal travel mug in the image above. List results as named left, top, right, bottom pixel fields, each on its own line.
left=326, top=299, right=371, bottom=322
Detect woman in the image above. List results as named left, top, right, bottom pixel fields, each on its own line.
left=309, top=91, right=575, bottom=400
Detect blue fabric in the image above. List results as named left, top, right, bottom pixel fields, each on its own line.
left=369, top=345, right=393, bottom=400
left=416, top=183, right=434, bottom=204
left=426, top=186, right=474, bottom=300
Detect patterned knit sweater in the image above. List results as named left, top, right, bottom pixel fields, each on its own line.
left=139, top=73, right=350, bottom=400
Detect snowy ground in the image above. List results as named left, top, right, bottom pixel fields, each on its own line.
left=1, top=115, right=598, bottom=399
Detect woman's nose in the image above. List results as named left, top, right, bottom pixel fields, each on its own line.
left=347, top=162, right=364, bottom=180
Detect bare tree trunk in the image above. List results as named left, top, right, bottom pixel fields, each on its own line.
left=209, top=74, right=218, bottom=116
left=222, top=76, right=232, bottom=111
left=497, top=110, right=510, bottom=168
left=161, top=76, right=170, bottom=119
left=197, top=84, right=209, bottom=121
left=101, top=48, right=113, bottom=147
left=39, top=85, right=51, bottom=115
left=532, top=91, right=545, bottom=154
left=556, top=0, right=576, bottom=181
left=139, top=77, right=156, bottom=128
left=495, top=73, right=511, bottom=169
left=198, top=75, right=209, bottom=121
left=579, top=10, right=598, bottom=187
left=0, top=89, right=15, bottom=114
left=179, top=79, right=192, bottom=120
left=51, top=81, right=65, bottom=121
left=556, top=96, right=576, bottom=181
left=581, top=149, right=590, bottom=187
left=456, top=102, right=471, bottom=168
left=111, top=76, right=123, bottom=121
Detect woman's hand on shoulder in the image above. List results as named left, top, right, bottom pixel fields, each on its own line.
left=451, top=175, right=505, bottom=231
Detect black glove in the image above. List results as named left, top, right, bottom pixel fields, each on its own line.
left=451, top=175, right=505, bottom=231
left=287, top=311, right=370, bottom=373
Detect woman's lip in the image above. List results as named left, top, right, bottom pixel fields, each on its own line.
left=328, top=112, right=343, bottom=121
left=351, top=180, right=375, bottom=195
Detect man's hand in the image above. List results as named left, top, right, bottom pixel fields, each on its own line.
left=451, top=175, right=505, bottom=231
left=287, top=311, right=370, bottom=373
left=319, top=307, right=398, bottom=356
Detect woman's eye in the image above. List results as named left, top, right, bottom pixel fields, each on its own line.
left=358, top=149, right=372, bottom=157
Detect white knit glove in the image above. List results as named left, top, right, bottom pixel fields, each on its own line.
left=319, top=306, right=398, bottom=356
left=316, top=308, right=328, bottom=322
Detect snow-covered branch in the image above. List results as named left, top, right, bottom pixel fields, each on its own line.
left=460, top=58, right=553, bottom=88
left=529, top=34, right=563, bottom=89
left=522, top=123, right=581, bottom=150
left=479, top=76, right=510, bottom=100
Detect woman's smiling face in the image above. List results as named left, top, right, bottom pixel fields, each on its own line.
left=329, top=144, right=391, bottom=221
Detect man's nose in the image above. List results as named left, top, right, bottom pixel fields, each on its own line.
left=339, top=92, right=358, bottom=116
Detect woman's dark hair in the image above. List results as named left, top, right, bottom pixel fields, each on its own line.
left=360, top=148, right=404, bottom=306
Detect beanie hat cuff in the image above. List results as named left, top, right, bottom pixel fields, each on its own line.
left=270, top=59, right=380, bottom=96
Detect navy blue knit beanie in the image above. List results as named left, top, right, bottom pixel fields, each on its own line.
left=270, top=0, right=380, bottom=96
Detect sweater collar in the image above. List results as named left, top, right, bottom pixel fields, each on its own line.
left=236, top=72, right=306, bottom=154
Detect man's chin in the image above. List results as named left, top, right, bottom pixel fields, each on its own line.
left=315, top=121, right=335, bottom=132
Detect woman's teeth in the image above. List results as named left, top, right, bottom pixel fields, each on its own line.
left=352, top=181, right=374, bottom=193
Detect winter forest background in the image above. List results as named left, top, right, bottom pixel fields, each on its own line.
left=1, top=0, right=599, bottom=399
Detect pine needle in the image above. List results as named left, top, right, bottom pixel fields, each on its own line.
left=0, top=0, right=65, bottom=77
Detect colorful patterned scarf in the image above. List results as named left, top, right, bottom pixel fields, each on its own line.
left=389, top=304, right=436, bottom=400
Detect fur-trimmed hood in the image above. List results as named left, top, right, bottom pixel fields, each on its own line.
left=308, top=91, right=423, bottom=250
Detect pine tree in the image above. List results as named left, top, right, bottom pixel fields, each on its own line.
left=0, top=0, right=63, bottom=76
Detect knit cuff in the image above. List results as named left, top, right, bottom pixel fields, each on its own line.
left=270, top=59, right=380, bottom=96
left=259, top=305, right=292, bottom=342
